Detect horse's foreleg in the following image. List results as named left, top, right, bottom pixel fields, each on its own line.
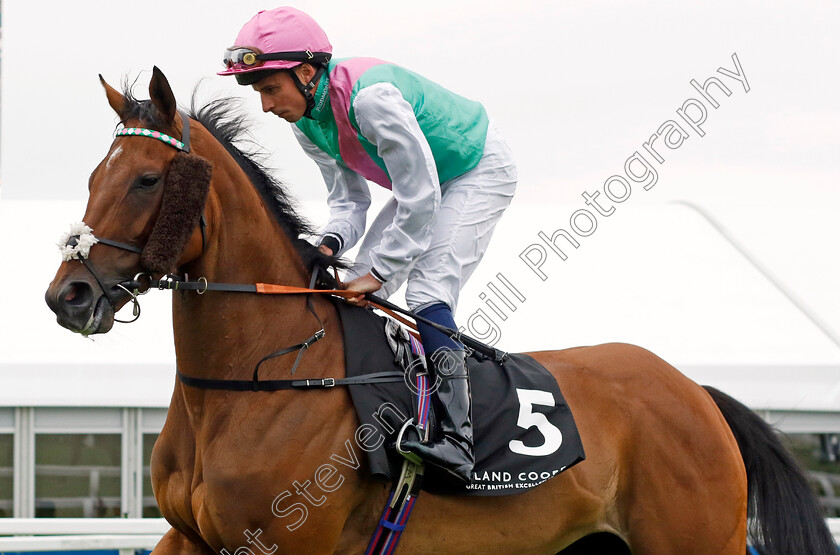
left=153, top=527, right=216, bottom=555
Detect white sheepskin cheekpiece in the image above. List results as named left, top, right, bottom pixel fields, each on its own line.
left=58, top=222, right=99, bottom=261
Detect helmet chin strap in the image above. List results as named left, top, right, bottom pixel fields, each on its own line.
left=288, top=65, right=327, bottom=118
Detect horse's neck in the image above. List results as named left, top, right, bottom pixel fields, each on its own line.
left=170, top=134, right=335, bottom=384
left=150, top=128, right=372, bottom=547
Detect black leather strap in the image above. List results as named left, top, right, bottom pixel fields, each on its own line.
left=94, top=236, right=143, bottom=254
left=198, top=214, right=206, bottom=253
left=258, top=51, right=331, bottom=64
left=149, top=278, right=256, bottom=293
left=178, top=109, right=191, bottom=153
left=176, top=369, right=404, bottom=392
left=78, top=255, right=118, bottom=307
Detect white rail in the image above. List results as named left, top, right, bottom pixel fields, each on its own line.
left=0, top=518, right=169, bottom=534
left=0, top=534, right=162, bottom=552
left=830, top=517, right=840, bottom=543
left=0, top=518, right=836, bottom=551
left=0, top=518, right=168, bottom=553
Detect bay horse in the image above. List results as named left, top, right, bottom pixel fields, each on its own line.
left=45, top=68, right=835, bottom=554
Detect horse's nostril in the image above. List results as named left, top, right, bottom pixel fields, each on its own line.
left=61, top=282, right=93, bottom=308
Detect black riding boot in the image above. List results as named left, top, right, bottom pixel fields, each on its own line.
left=398, top=349, right=474, bottom=483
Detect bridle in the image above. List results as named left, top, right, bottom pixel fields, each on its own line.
left=60, top=110, right=365, bottom=386
left=60, top=110, right=507, bottom=390
left=62, top=110, right=207, bottom=323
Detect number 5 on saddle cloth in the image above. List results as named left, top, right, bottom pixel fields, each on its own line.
left=333, top=300, right=586, bottom=495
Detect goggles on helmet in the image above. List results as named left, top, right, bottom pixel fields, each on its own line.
left=222, top=46, right=332, bottom=71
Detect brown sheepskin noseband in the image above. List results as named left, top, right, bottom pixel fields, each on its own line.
left=140, top=152, right=212, bottom=274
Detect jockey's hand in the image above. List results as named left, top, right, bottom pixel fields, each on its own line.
left=343, top=272, right=383, bottom=307
left=318, top=244, right=334, bottom=256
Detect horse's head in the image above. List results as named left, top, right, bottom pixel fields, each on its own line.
left=45, top=67, right=212, bottom=335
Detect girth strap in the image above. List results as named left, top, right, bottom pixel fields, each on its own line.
left=176, top=369, right=405, bottom=392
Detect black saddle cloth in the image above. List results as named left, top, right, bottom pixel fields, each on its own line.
left=334, top=300, right=585, bottom=496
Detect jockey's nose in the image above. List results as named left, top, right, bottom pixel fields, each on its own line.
left=260, top=92, right=274, bottom=114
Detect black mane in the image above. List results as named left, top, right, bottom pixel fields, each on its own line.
left=119, top=82, right=344, bottom=276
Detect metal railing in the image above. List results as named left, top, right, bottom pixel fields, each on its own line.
left=813, top=471, right=840, bottom=517
left=0, top=518, right=168, bottom=553
left=0, top=518, right=837, bottom=552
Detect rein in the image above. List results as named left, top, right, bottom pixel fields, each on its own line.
left=62, top=112, right=506, bottom=393
left=65, top=105, right=484, bottom=551
left=125, top=273, right=508, bottom=363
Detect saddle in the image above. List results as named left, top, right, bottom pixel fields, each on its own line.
left=333, top=300, right=585, bottom=496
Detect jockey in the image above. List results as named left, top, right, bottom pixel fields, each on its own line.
left=219, top=6, right=517, bottom=483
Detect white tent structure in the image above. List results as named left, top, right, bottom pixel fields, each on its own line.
left=2, top=197, right=839, bottom=427
left=1, top=0, right=839, bottom=548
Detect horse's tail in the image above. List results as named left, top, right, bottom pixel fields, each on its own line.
left=703, top=386, right=837, bottom=555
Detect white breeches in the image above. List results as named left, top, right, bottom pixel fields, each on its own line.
left=347, top=121, right=518, bottom=312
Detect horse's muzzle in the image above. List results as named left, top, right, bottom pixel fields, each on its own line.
left=45, top=279, right=116, bottom=335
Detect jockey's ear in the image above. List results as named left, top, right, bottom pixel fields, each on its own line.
left=99, top=75, right=126, bottom=117
left=149, top=66, right=177, bottom=126
left=295, top=63, right=317, bottom=84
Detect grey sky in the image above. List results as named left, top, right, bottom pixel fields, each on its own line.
left=2, top=0, right=838, bottom=205
left=2, top=1, right=839, bottom=369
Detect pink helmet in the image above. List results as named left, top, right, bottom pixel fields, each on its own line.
left=218, top=7, right=332, bottom=81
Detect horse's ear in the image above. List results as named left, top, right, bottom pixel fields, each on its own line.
left=149, top=66, right=177, bottom=125
left=99, top=74, right=125, bottom=116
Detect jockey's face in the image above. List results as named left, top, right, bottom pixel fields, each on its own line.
left=252, top=66, right=311, bottom=122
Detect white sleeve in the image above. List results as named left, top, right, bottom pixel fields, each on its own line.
left=292, top=125, right=371, bottom=255
left=352, top=83, right=441, bottom=282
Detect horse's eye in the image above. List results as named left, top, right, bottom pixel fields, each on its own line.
left=135, top=175, right=161, bottom=190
